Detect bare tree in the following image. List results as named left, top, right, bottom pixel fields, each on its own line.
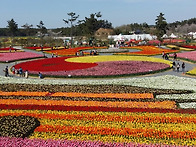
left=63, top=12, right=79, bottom=47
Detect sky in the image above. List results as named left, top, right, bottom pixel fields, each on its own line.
left=0, top=0, right=196, bottom=29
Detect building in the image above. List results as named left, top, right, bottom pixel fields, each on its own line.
left=95, top=28, right=114, bottom=41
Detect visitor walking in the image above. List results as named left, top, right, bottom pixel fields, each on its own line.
left=19, top=67, right=23, bottom=77
left=173, top=53, right=177, bottom=60
left=182, top=62, right=185, bottom=73
left=162, top=51, right=165, bottom=59
left=3, top=66, right=9, bottom=77
left=176, top=63, right=180, bottom=72
left=172, top=61, right=176, bottom=71
left=25, top=70, right=29, bottom=79
left=38, top=72, right=43, bottom=79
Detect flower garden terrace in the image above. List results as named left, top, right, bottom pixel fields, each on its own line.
left=0, top=75, right=196, bottom=146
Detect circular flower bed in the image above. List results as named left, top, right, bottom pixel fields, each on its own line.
left=13, top=56, right=171, bottom=78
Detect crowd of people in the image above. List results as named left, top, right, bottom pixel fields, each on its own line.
left=162, top=51, right=186, bottom=73
left=3, top=66, right=44, bottom=79
left=172, top=61, right=186, bottom=73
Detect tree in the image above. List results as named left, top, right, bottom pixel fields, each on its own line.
left=82, top=12, right=102, bottom=36
left=7, top=18, right=18, bottom=36
left=155, top=13, right=168, bottom=41
left=37, top=21, right=47, bottom=37
left=63, top=12, right=79, bottom=47
left=21, top=23, right=33, bottom=36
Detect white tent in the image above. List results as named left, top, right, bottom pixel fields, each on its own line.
left=169, top=33, right=177, bottom=38
left=108, top=34, right=156, bottom=41
left=162, top=34, right=168, bottom=38
left=113, top=34, right=125, bottom=41
left=188, top=32, right=196, bottom=39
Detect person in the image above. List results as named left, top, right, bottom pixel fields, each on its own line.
left=172, top=61, right=176, bottom=71
left=173, top=53, right=177, bottom=60
left=182, top=62, right=185, bottom=73
left=25, top=70, right=29, bottom=79
left=176, top=63, right=180, bottom=72
left=38, top=72, right=43, bottom=79
left=12, top=66, right=15, bottom=74
left=165, top=53, right=169, bottom=60
left=3, top=66, right=9, bottom=77
left=162, top=51, right=165, bottom=59
left=19, top=67, right=23, bottom=77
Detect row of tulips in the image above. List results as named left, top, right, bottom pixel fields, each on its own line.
left=1, top=104, right=195, bottom=114
left=0, top=137, right=185, bottom=147
left=34, top=125, right=196, bottom=139
left=0, top=98, right=176, bottom=109
left=117, top=46, right=177, bottom=55
left=1, top=110, right=195, bottom=127
left=180, top=45, right=196, bottom=50
left=0, top=91, right=154, bottom=99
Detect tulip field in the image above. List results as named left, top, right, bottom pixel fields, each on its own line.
left=0, top=45, right=196, bottom=146
left=0, top=74, right=196, bottom=146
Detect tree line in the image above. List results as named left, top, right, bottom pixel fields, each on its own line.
left=0, top=12, right=196, bottom=38
left=0, top=12, right=112, bottom=37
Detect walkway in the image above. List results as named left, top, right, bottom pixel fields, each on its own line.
left=0, top=46, right=195, bottom=79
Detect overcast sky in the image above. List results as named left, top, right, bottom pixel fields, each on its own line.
left=0, top=0, right=196, bottom=28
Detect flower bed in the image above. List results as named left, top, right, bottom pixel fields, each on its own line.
left=117, top=46, right=177, bottom=56
left=187, top=68, right=196, bottom=76
left=170, top=51, right=196, bottom=63
left=13, top=56, right=171, bottom=77
left=0, top=75, right=196, bottom=146
left=0, top=52, right=44, bottom=63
